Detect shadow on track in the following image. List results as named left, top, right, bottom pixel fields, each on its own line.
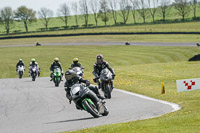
left=45, top=117, right=94, bottom=124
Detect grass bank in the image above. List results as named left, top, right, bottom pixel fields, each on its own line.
left=0, top=34, right=200, bottom=46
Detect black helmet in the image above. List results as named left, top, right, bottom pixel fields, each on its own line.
left=96, top=54, right=103, bottom=64
left=65, top=70, right=77, bottom=80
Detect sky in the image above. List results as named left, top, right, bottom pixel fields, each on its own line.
left=0, top=0, right=77, bottom=16
left=0, top=0, right=175, bottom=16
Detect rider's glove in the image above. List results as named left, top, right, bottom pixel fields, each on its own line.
left=112, top=74, right=115, bottom=80
left=93, top=77, right=99, bottom=83
left=86, top=80, right=90, bottom=86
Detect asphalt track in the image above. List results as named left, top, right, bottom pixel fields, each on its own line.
left=0, top=77, right=181, bottom=133
left=0, top=42, right=197, bottom=47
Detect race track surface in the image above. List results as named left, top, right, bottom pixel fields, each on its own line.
left=0, top=77, right=180, bottom=133
left=0, top=42, right=197, bottom=47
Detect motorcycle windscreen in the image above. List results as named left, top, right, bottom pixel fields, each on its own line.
left=54, top=68, right=61, bottom=73
left=71, top=84, right=81, bottom=95
left=100, top=69, right=111, bottom=80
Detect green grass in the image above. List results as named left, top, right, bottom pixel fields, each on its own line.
left=1, top=5, right=200, bottom=35
left=1, top=21, right=200, bottom=38
left=1, top=45, right=200, bottom=133
left=0, top=34, right=200, bottom=46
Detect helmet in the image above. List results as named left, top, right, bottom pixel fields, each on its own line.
left=65, top=70, right=77, bottom=80
left=54, top=58, right=59, bottom=62
left=19, top=59, right=22, bottom=62
left=31, top=58, right=35, bottom=62
left=96, top=54, right=103, bottom=64
left=96, top=54, right=103, bottom=60
left=73, top=58, right=79, bottom=63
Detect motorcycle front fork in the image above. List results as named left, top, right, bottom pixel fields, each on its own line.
left=101, top=81, right=114, bottom=90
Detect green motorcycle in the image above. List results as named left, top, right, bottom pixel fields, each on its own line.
left=53, top=67, right=62, bottom=87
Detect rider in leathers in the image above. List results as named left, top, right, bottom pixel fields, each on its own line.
left=29, top=58, right=40, bottom=77
left=70, top=58, right=82, bottom=68
left=16, top=59, right=25, bottom=71
left=93, top=54, right=115, bottom=89
left=64, top=70, right=104, bottom=109
left=50, top=58, right=63, bottom=81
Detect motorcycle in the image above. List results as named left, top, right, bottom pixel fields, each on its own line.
left=17, top=65, right=25, bottom=79
left=30, top=65, right=38, bottom=81
left=53, top=67, right=62, bottom=87
left=100, top=69, right=113, bottom=99
left=70, top=83, right=109, bottom=118
left=72, top=67, right=84, bottom=78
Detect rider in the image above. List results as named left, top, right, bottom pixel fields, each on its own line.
left=29, top=58, right=40, bottom=76
left=50, top=57, right=63, bottom=81
left=16, top=59, right=25, bottom=71
left=70, top=58, right=82, bottom=68
left=64, top=69, right=104, bottom=105
left=93, top=54, right=115, bottom=89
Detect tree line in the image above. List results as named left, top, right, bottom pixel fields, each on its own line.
left=0, top=0, right=200, bottom=34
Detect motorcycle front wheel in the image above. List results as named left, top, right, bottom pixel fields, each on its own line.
left=19, top=72, right=23, bottom=79
left=105, top=84, right=111, bottom=99
left=55, top=78, right=60, bottom=87
left=82, top=100, right=100, bottom=118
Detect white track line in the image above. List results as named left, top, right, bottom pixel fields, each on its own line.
left=115, top=89, right=181, bottom=112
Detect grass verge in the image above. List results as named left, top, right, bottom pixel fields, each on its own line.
left=0, top=34, right=200, bottom=46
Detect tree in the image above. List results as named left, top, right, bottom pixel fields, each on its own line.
left=137, top=0, right=148, bottom=23
left=57, top=3, right=70, bottom=27
left=90, top=0, right=99, bottom=27
left=79, top=0, right=89, bottom=27
left=147, top=0, right=159, bottom=23
left=15, top=6, right=36, bottom=33
left=119, top=0, right=131, bottom=24
left=99, top=0, right=110, bottom=25
left=71, top=2, right=79, bottom=26
left=38, top=8, right=54, bottom=30
left=159, top=0, right=172, bottom=22
left=108, top=0, right=118, bottom=25
left=130, top=0, right=138, bottom=24
left=190, top=0, right=198, bottom=18
left=0, top=7, right=14, bottom=34
left=174, top=0, right=191, bottom=21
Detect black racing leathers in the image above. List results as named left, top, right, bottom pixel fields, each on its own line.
left=16, top=62, right=25, bottom=71
left=70, top=62, right=82, bottom=68
left=93, top=61, right=115, bottom=79
left=50, top=62, right=63, bottom=72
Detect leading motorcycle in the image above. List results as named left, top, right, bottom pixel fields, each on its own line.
left=70, top=83, right=109, bottom=118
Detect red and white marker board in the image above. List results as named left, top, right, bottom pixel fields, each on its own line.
left=176, top=78, right=200, bottom=92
